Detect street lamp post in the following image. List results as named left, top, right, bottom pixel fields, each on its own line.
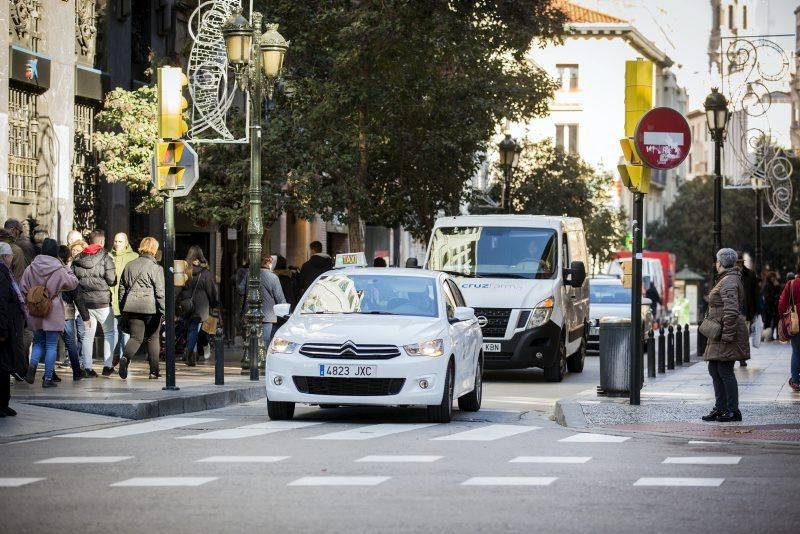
left=751, top=176, right=767, bottom=275
left=498, top=134, right=521, bottom=214
left=704, top=88, right=730, bottom=257
left=222, top=8, right=288, bottom=381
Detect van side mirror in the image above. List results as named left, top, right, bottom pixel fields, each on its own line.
left=451, top=306, right=475, bottom=323
left=274, top=303, right=291, bottom=318
left=568, top=261, right=586, bottom=287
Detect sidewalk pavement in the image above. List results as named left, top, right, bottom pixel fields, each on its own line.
left=555, top=340, right=800, bottom=444
left=5, top=346, right=265, bottom=422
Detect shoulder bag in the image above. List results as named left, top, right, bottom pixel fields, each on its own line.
left=118, top=269, right=147, bottom=334
left=177, top=270, right=202, bottom=319
left=778, top=280, right=800, bottom=341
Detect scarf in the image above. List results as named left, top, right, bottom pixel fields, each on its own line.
left=0, top=262, right=27, bottom=316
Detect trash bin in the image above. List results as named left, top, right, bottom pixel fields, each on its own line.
left=598, top=317, right=631, bottom=396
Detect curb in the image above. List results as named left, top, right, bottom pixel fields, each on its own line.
left=18, top=383, right=266, bottom=420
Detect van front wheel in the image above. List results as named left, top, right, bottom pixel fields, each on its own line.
left=567, top=335, right=586, bottom=373
left=544, top=339, right=566, bottom=382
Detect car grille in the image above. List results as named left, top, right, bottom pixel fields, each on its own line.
left=298, top=342, right=401, bottom=360
left=472, top=307, right=512, bottom=338
left=293, top=377, right=406, bottom=396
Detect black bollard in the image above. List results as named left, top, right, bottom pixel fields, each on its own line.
left=215, top=326, right=224, bottom=386
left=684, top=323, right=691, bottom=363
left=667, top=325, right=675, bottom=369
left=658, top=328, right=666, bottom=373
left=647, top=329, right=656, bottom=378
left=675, top=325, right=683, bottom=367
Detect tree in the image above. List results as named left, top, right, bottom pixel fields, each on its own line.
left=474, top=139, right=626, bottom=268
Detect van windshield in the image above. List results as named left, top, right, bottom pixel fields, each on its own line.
left=427, top=226, right=557, bottom=279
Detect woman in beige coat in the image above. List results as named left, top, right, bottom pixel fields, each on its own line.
left=702, top=248, right=750, bottom=423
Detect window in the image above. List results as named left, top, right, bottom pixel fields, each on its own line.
left=73, top=102, right=100, bottom=233
left=728, top=5, right=734, bottom=30
left=442, top=282, right=457, bottom=319
left=742, top=5, right=748, bottom=29
left=445, top=279, right=466, bottom=307
left=555, top=64, right=579, bottom=91
left=555, top=124, right=579, bottom=154
left=8, top=88, right=39, bottom=200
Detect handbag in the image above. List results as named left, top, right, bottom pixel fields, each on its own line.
left=699, top=315, right=723, bottom=340
left=118, top=270, right=146, bottom=334
left=778, top=280, right=800, bottom=341
left=177, top=271, right=202, bottom=319
left=202, top=313, right=219, bottom=335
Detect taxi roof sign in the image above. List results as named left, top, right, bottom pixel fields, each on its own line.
left=334, top=252, right=368, bottom=269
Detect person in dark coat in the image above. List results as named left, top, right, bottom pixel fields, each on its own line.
left=736, top=253, right=759, bottom=367
left=297, top=241, right=333, bottom=299
left=58, top=245, right=87, bottom=380
left=0, top=228, right=27, bottom=280
left=3, top=218, right=35, bottom=265
left=645, top=282, right=662, bottom=320
left=178, top=245, right=218, bottom=366
left=0, top=242, right=27, bottom=416
left=273, top=255, right=297, bottom=310
left=72, top=230, right=117, bottom=376
left=118, top=237, right=165, bottom=380
left=702, top=249, right=750, bottom=423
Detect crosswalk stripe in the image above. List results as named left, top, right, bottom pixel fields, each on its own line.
left=688, top=441, right=724, bottom=445
left=462, top=477, right=557, bottom=486
left=288, top=476, right=390, bottom=487
left=36, top=456, right=133, bottom=464
left=634, top=477, right=724, bottom=487
left=0, top=478, right=45, bottom=487
left=179, top=421, right=322, bottom=440
left=663, top=457, right=741, bottom=465
left=110, top=477, right=218, bottom=487
left=558, top=433, right=630, bottom=443
left=356, top=455, right=442, bottom=463
left=60, top=417, right=222, bottom=439
left=307, top=423, right=437, bottom=440
left=510, top=456, right=591, bottom=464
left=432, top=424, right=539, bottom=441
left=196, top=456, right=289, bottom=463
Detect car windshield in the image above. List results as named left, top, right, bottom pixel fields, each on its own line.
left=427, top=226, right=557, bottom=279
left=590, top=284, right=631, bottom=304
left=299, top=274, right=438, bottom=317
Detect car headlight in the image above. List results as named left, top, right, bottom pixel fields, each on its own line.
left=527, top=297, right=554, bottom=329
left=269, top=337, right=298, bottom=354
left=404, top=339, right=444, bottom=357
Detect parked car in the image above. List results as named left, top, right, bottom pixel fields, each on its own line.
left=588, top=276, right=652, bottom=356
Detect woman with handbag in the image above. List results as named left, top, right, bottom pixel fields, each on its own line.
left=118, top=237, right=165, bottom=380
left=700, top=249, right=750, bottom=423
left=778, top=275, right=800, bottom=392
left=177, top=246, right=218, bottom=367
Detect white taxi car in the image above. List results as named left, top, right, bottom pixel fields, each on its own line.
left=266, top=262, right=483, bottom=423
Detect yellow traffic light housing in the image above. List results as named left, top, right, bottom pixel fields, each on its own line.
left=155, top=141, right=186, bottom=191
left=157, top=66, right=189, bottom=140
left=621, top=59, right=653, bottom=194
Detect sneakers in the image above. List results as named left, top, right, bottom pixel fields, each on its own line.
left=84, top=369, right=98, bottom=378
left=716, top=410, right=742, bottom=422
left=101, top=366, right=115, bottom=377
left=72, top=372, right=83, bottom=381
left=148, top=371, right=161, bottom=380
left=24, top=365, right=37, bottom=384
left=42, top=379, right=58, bottom=388
left=701, top=408, right=723, bottom=422
left=118, top=357, right=129, bottom=380
left=789, top=378, right=800, bottom=392
left=50, top=371, right=62, bottom=383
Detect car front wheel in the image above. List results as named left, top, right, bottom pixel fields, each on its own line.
left=267, top=399, right=295, bottom=420
left=427, top=362, right=454, bottom=423
left=458, top=355, right=482, bottom=412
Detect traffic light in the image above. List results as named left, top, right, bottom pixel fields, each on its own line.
left=155, top=141, right=185, bottom=191
left=157, top=66, right=189, bottom=140
left=621, top=59, right=653, bottom=194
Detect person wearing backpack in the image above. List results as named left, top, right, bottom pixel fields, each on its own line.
left=778, top=275, right=800, bottom=392
left=177, top=246, right=218, bottom=366
left=19, top=239, right=79, bottom=387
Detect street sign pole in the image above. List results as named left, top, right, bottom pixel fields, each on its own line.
left=630, top=194, right=644, bottom=405
left=163, top=191, right=179, bottom=391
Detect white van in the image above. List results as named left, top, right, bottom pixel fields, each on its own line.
left=425, top=215, right=589, bottom=382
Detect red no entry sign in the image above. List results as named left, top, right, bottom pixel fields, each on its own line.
left=634, top=107, right=691, bottom=170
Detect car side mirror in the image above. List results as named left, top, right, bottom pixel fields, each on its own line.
left=274, top=303, right=291, bottom=318
left=568, top=260, right=586, bottom=287
left=452, top=306, right=475, bottom=323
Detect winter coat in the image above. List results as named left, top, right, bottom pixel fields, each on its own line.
left=72, top=244, right=116, bottom=315
left=778, top=278, right=800, bottom=319
left=16, top=236, right=36, bottom=265
left=0, top=230, right=27, bottom=281
left=703, top=267, right=751, bottom=362
left=119, top=254, right=165, bottom=316
left=259, top=269, right=286, bottom=323
left=19, top=255, right=79, bottom=332
left=740, top=265, right=760, bottom=321
left=298, top=253, right=333, bottom=297
left=110, top=245, right=139, bottom=315
left=178, top=265, right=218, bottom=321
left=274, top=268, right=297, bottom=308
left=0, top=262, right=27, bottom=375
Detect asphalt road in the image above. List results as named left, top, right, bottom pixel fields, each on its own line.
left=1, top=373, right=798, bottom=534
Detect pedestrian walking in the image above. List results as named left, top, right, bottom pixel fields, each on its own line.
left=110, top=233, right=139, bottom=366
left=3, top=218, right=35, bottom=264
left=0, top=227, right=27, bottom=280
left=778, top=274, right=800, bottom=392
left=118, top=237, right=165, bottom=380
left=72, top=230, right=118, bottom=377
left=20, top=239, right=79, bottom=387
left=245, top=254, right=286, bottom=347
left=737, top=253, right=759, bottom=367
left=0, top=242, right=27, bottom=416
left=177, top=246, right=218, bottom=366
left=297, top=241, right=333, bottom=298
left=761, top=271, right=781, bottom=341
left=701, top=249, right=750, bottom=423
left=58, top=245, right=86, bottom=380
left=645, top=282, right=661, bottom=321
left=273, top=255, right=297, bottom=310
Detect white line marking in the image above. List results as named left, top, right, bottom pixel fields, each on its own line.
left=288, top=476, right=390, bottom=487
left=180, top=421, right=322, bottom=440
left=634, top=477, right=724, bottom=487
left=5, top=437, right=51, bottom=445
left=60, top=418, right=222, bottom=439
left=110, top=477, right=218, bottom=487
left=196, top=456, right=289, bottom=463
left=510, top=456, right=591, bottom=464
left=308, top=423, right=437, bottom=440
left=558, top=433, right=630, bottom=443
left=36, top=456, right=133, bottom=464
left=432, top=424, right=539, bottom=441
left=356, top=455, right=442, bottom=463
left=462, top=477, right=557, bottom=486
left=0, top=478, right=45, bottom=487
left=688, top=440, right=725, bottom=445
left=663, top=457, right=741, bottom=465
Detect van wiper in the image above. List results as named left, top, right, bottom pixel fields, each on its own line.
left=357, top=311, right=396, bottom=315
left=479, top=273, right=529, bottom=279
left=439, top=269, right=481, bottom=278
